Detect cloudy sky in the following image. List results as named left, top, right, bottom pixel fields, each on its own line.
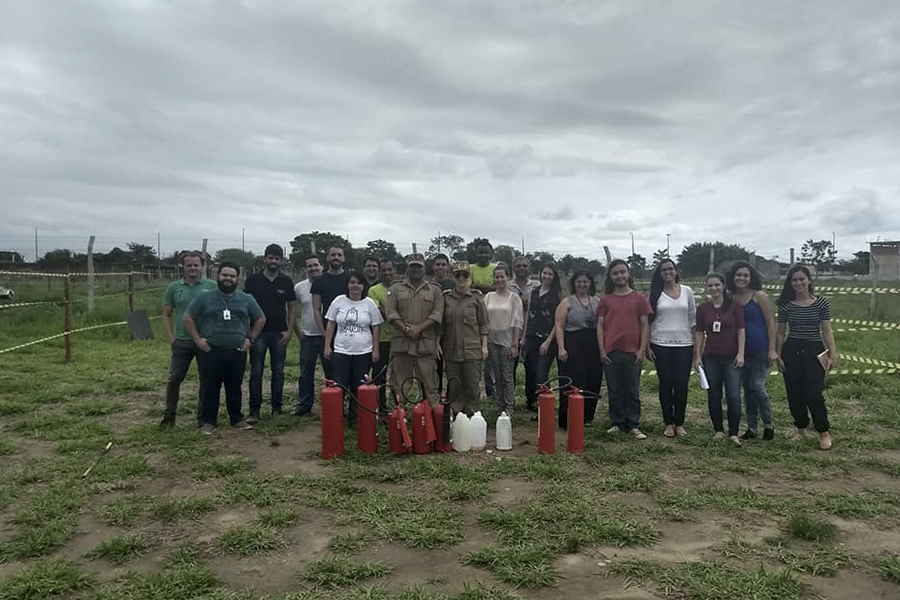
left=2, top=0, right=899, bottom=263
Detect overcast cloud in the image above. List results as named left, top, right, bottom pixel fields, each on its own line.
left=1, top=0, right=899, bottom=263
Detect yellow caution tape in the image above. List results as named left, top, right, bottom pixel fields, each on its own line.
left=832, top=318, right=900, bottom=329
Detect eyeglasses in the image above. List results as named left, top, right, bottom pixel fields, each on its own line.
left=454, top=272, right=470, bottom=279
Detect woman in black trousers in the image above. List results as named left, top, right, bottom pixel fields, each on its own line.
left=775, top=264, right=836, bottom=450
left=554, top=270, right=602, bottom=427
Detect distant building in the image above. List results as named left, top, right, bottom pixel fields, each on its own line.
left=869, top=241, right=900, bottom=281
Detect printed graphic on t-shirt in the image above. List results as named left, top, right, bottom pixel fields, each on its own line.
left=340, top=307, right=365, bottom=336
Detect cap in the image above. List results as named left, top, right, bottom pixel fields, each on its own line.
left=451, top=261, right=470, bottom=273
left=406, top=253, right=425, bottom=266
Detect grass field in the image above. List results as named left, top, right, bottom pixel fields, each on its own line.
left=1, top=275, right=899, bottom=599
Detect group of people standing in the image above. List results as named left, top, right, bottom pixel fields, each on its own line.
left=160, top=240, right=837, bottom=450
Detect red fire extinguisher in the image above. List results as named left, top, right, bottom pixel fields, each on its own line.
left=537, top=384, right=556, bottom=454
left=388, top=396, right=411, bottom=455
left=432, top=393, right=453, bottom=453
left=566, top=387, right=585, bottom=454
left=356, top=376, right=379, bottom=455
left=321, top=380, right=344, bottom=459
left=412, top=400, right=437, bottom=454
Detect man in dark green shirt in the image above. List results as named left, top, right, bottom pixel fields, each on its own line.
left=184, top=262, right=266, bottom=434
left=160, top=251, right=217, bottom=429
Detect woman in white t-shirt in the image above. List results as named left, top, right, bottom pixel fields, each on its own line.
left=646, top=259, right=696, bottom=438
left=324, top=271, right=383, bottom=425
left=485, top=263, right=524, bottom=415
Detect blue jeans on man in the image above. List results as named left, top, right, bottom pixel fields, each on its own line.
left=702, top=353, right=742, bottom=436
left=742, top=351, right=773, bottom=433
left=295, top=335, right=325, bottom=414
left=249, top=331, right=287, bottom=413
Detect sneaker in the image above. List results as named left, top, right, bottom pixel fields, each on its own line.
left=606, top=426, right=620, bottom=434
left=762, top=427, right=774, bottom=441
left=629, top=428, right=647, bottom=440
left=740, top=429, right=756, bottom=440
left=158, top=417, right=175, bottom=430
left=675, top=426, right=687, bottom=437
left=713, top=431, right=725, bottom=440
left=729, top=435, right=743, bottom=447
left=818, top=432, right=832, bottom=451
left=663, top=425, right=675, bottom=438
left=231, top=420, right=254, bottom=430
left=199, top=423, right=216, bottom=435
left=246, top=410, right=260, bottom=425
left=293, top=407, right=311, bottom=416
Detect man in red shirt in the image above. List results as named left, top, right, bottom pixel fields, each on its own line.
left=596, top=260, right=652, bottom=439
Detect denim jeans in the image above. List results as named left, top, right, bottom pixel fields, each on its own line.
left=703, top=354, right=743, bottom=436
left=742, top=351, right=773, bottom=432
left=197, top=346, right=247, bottom=426
left=296, top=335, right=325, bottom=413
left=604, top=350, right=642, bottom=431
left=249, top=331, right=287, bottom=412
left=164, top=339, right=206, bottom=422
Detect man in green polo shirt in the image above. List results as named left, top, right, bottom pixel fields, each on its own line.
left=184, top=262, right=266, bottom=434
left=160, top=251, right=218, bottom=429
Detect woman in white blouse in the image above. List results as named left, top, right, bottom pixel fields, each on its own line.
left=485, top=264, right=524, bottom=415
left=646, top=259, right=696, bottom=437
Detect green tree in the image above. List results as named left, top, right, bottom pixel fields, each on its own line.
left=214, top=248, right=256, bottom=269
left=677, top=241, right=749, bottom=277
left=529, top=251, right=556, bottom=270
left=364, top=239, right=403, bottom=265
left=127, top=242, right=158, bottom=266
left=289, top=231, right=357, bottom=268
left=652, top=248, right=669, bottom=266
left=427, top=234, right=465, bottom=260
left=494, top=245, right=517, bottom=267
left=38, top=249, right=78, bottom=269
left=627, top=253, right=648, bottom=277
left=837, top=251, right=869, bottom=275
left=800, top=239, right=837, bottom=272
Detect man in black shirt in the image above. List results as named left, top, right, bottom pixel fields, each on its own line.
left=311, top=246, right=350, bottom=379
left=243, top=244, right=296, bottom=422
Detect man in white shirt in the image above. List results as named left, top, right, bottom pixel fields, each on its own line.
left=292, top=255, right=324, bottom=415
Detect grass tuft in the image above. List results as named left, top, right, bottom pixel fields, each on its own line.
left=784, top=512, right=839, bottom=542
left=301, top=556, right=393, bottom=589
left=85, top=533, right=149, bottom=564
left=150, top=495, right=218, bottom=521
left=64, top=399, right=126, bottom=416
left=330, top=531, right=374, bottom=554
left=609, top=558, right=808, bottom=600
left=0, top=557, right=94, bottom=600
left=163, top=544, right=205, bottom=570
left=217, top=525, right=286, bottom=556
left=90, top=566, right=221, bottom=600
left=462, top=544, right=559, bottom=587
left=256, top=507, right=300, bottom=528
left=879, top=553, right=900, bottom=584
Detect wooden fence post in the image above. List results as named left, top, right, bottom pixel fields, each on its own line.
left=128, top=272, right=135, bottom=312
left=87, top=235, right=96, bottom=312
left=64, top=275, right=73, bottom=362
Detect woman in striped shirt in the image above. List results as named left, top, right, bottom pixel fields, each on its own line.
left=775, top=265, right=837, bottom=450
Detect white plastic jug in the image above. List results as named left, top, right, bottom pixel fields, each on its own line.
left=452, top=412, right=471, bottom=452
left=495, top=412, right=512, bottom=451
left=469, top=411, right=487, bottom=451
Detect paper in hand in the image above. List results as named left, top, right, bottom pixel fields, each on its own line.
left=698, top=365, right=710, bottom=390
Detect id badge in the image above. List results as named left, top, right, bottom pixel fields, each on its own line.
left=712, top=320, right=721, bottom=333
left=223, top=309, right=232, bottom=321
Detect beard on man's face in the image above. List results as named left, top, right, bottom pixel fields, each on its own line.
left=218, top=280, right=236, bottom=293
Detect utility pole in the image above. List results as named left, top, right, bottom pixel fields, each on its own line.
left=789, top=247, right=795, bottom=266
left=521, top=235, right=525, bottom=255
left=242, top=227, right=245, bottom=252
left=666, top=233, right=671, bottom=256
left=157, top=231, right=161, bottom=260
left=629, top=232, right=635, bottom=257
left=34, top=227, right=38, bottom=263
left=437, top=230, right=441, bottom=254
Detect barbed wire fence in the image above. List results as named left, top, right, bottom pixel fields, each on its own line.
left=0, top=270, right=165, bottom=362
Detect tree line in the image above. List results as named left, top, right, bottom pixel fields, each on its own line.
left=7, top=234, right=870, bottom=278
